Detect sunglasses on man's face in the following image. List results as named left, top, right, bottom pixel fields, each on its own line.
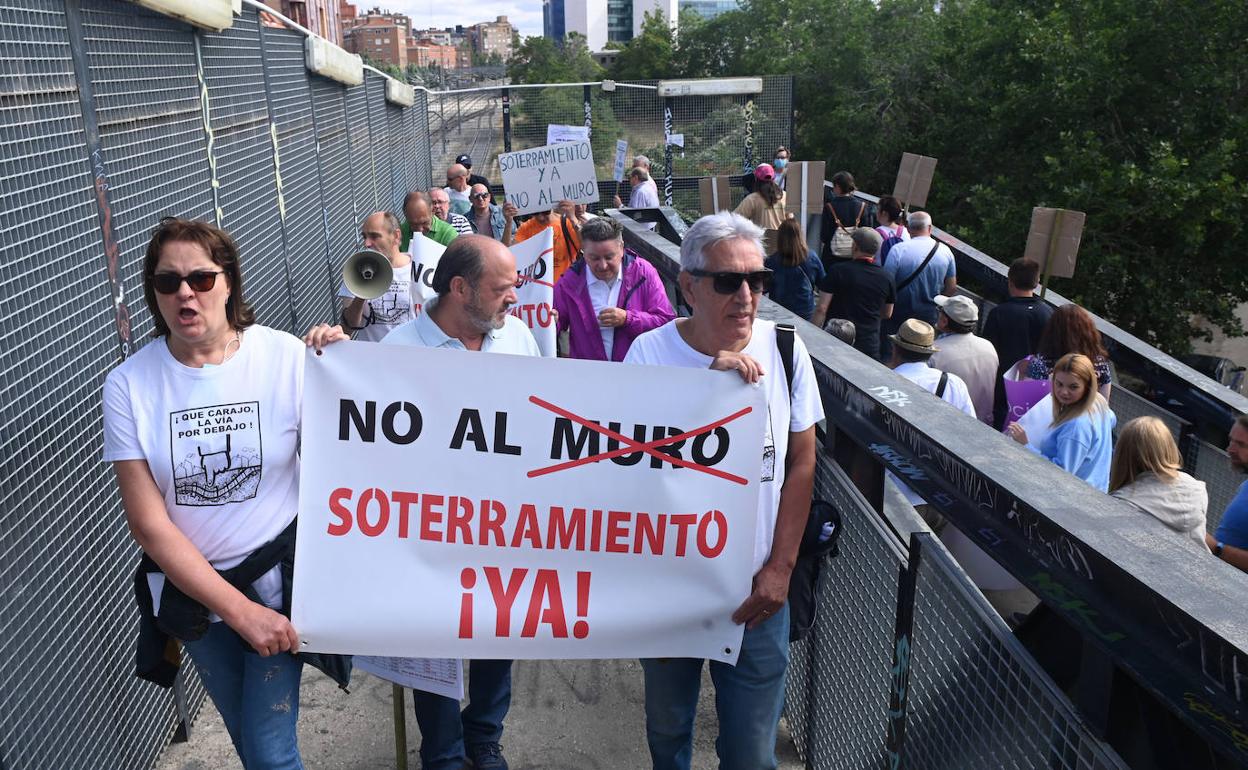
left=470, top=192, right=491, bottom=200
left=151, top=270, right=225, bottom=295
left=687, top=268, right=773, bottom=295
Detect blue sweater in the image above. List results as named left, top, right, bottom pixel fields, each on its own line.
left=1037, top=408, right=1116, bottom=491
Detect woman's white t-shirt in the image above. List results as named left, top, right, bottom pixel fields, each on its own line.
left=624, top=318, right=824, bottom=573
left=102, top=325, right=303, bottom=608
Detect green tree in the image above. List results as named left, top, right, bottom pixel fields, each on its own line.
left=508, top=33, right=603, bottom=84
left=608, top=11, right=677, bottom=80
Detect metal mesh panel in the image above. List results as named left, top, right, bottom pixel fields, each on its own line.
left=784, top=455, right=904, bottom=768
left=310, top=76, right=357, bottom=284
left=906, top=543, right=1127, bottom=770
left=0, top=4, right=433, bottom=766
left=411, top=88, right=433, bottom=190
left=1108, top=386, right=1187, bottom=442
left=263, top=22, right=335, bottom=333
left=346, top=77, right=377, bottom=216
left=1195, top=439, right=1241, bottom=533
left=201, top=8, right=289, bottom=330
left=383, top=101, right=410, bottom=213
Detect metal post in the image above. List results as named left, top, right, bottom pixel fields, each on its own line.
left=663, top=98, right=674, bottom=206
left=583, top=83, right=593, bottom=138
left=62, top=0, right=133, bottom=361
left=885, top=534, right=922, bottom=769
left=501, top=88, right=512, bottom=153
left=392, top=684, right=408, bottom=770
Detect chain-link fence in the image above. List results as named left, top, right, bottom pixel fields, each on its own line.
left=426, top=76, right=793, bottom=219
left=0, top=2, right=431, bottom=768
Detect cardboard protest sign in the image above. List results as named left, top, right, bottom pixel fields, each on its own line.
left=892, top=152, right=938, bottom=208
left=293, top=345, right=767, bottom=662
left=1023, top=207, right=1085, bottom=280
left=498, top=141, right=598, bottom=215
left=782, top=161, right=825, bottom=217
left=546, top=124, right=590, bottom=145
left=699, top=176, right=733, bottom=214
left=612, top=139, right=629, bottom=182
left=510, top=228, right=556, bottom=357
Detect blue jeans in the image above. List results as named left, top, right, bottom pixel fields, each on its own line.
left=412, top=659, right=513, bottom=769
left=183, top=621, right=304, bottom=770
left=642, top=606, right=790, bottom=770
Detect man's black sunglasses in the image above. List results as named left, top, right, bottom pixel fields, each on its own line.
left=687, top=268, right=773, bottom=295
left=150, top=270, right=225, bottom=295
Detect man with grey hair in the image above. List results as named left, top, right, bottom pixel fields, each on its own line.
left=338, top=210, right=416, bottom=342
left=624, top=211, right=822, bottom=769
left=430, top=186, right=474, bottom=236
left=310, top=234, right=536, bottom=770
left=553, top=217, right=675, bottom=361
left=879, top=210, right=957, bottom=359
left=813, top=227, right=895, bottom=360
left=613, top=154, right=660, bottom=208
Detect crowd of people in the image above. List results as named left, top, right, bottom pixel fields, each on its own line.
left=99, top=151, right=1248, bottom=770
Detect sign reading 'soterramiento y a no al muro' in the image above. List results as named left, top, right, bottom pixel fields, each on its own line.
left=293, top=344, right=767, bottom=663
left=498, top=140, right=598, bottom=215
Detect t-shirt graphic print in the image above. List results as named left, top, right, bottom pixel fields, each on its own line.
left=170, top=401, right=263, bottom=506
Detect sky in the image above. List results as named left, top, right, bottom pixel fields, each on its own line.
left=387, top=1, right=545, bottom=39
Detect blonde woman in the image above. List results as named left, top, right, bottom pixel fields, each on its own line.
left=1007, top=353, right=1117, bottom=490
left=1109, top=417, right=1210, bottom=552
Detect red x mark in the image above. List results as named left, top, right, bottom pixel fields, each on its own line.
left=515, top=247, right=555, bottom=289
left=526, top=395, right=752, bottom=485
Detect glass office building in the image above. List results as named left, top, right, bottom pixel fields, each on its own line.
left=544, top=0, right=567, bottom=42
left=678, top=0, right=739, bottom=20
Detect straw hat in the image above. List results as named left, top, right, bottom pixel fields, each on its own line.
left=890, top=318, right=940, bottom=354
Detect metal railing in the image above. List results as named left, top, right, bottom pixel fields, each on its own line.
left=615, top=208, right=1248, bottom=768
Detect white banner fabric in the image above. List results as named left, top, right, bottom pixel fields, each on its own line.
left=293, top=344, right=767, bottom=663
left=509, top=229, right=556, bottom=358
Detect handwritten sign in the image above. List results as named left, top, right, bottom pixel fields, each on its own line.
left=498, top=141, right=598, bottom=215
left=293, top=346, right=767, bottom=661
left=612, top=139, right=629, bottom=182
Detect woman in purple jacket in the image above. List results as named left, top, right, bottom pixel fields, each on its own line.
left=553, top=217, right=676, bottom=361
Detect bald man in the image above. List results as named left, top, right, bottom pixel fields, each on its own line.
left=339, top=211, right=416, bottom=342
left=401, top=190, right=458, bottom=250
left=444, top=163, right=472, bottom=217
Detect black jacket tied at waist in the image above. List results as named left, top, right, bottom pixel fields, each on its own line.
left=133, top=518, right=351, bottom=690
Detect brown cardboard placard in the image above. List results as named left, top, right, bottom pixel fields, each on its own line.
left=1023, top=207, right=1085, bottom=280
left=699, top=176, right=733, bottom=214
left=892, top=153, right=938, bottom=208
left=782, top=161, right=826, bottom=216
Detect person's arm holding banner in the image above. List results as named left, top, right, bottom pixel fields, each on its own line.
left=732, top=426, right=816, bottom=629
left=502, top=202, right=518, bottom=246
left=341, top=296, right=368, bottom=332
left=304, top=323, right=350, bottom=352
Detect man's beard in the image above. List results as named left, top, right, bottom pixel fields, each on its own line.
left=465, top=288, right=509, bottom=333
left=1234, top=457, right=1247, bottom=475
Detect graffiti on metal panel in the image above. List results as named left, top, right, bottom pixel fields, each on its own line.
left=1184, top=692, right=1248, bottom=754
left=869, top=384, right=911, bottom=408
left=1157, top=599, right=1245, bottom=703
left=885, top=632, right=910, bottom=770
left=869, top=443, right=928, bottom=482
left=1009, top=505, right=1094, bottom=581
left=1030, top=572, right=1124, bottom=642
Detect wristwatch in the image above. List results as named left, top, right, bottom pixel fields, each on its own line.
left=1214, top=541, right=1225, bottom=557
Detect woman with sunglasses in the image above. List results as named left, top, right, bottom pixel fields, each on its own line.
left=102, top=218, right=347, bottom=769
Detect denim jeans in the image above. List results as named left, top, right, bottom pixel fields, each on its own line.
left=641, top=605, right=790, bottom=770
left=183, top=621, right=304, bottom=770
left=412, top=659, right=513, bottom=769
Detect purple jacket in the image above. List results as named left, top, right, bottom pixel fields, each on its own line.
left=554, top=249, right=676, bottom=362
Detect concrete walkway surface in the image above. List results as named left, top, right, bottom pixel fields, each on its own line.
left=155, top=659, right=804, bottom=769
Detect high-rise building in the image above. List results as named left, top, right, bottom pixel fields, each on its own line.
left=468, top=16, right=515, bottom=63
left=547, top=0, right=677, bottom=50
left=677, top=0, right=739, bottom=21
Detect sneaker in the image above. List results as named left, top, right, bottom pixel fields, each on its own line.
left=467, top=742, right=508, bottom=770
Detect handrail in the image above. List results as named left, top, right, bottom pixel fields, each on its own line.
left=612, top=207, right=1248, bottom=764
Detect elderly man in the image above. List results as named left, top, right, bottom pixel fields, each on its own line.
left=444, top=163, right=473, bottom=216
left=468, top=183, right=510, bottom=242
left=306, top=236, right=536, bottom=770
left=879, top=210, right=957, bottom=359
left=553, top=217, right=674, bottom=362
left=430, top=187, right=473, bottom=236
left=402, top=191, right=458, bottom=250
left=624, top=211, right=821, bottom=770
left=338, top=211, right=416, bottom=342
left=613, top=155, right=659, bottom=208
left=930, top=294, right=999, bottom=425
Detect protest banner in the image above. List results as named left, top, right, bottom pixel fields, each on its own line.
left=293, top=345, right=768, bottom=662
left=408, top=233, right=443, bottom=312
left=509, top=228, right=556, bottom=357
left=612, top=139, right=629, bottom=182
left=546, top=124, right=590, bottom=145
left=892, top=152, right=938, bottom=209
left=498, top=141, right=598, bottom=215
left=1024, top=206, right=1085, bottom=282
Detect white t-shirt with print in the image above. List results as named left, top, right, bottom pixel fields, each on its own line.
left=338, top=258, right=417, bottom=342
left=625, top=318, right=824, bottom=573
left=101, top=325, right=303, bottom=609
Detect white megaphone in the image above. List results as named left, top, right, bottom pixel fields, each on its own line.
left=342, top=249, right=394, bottom=300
